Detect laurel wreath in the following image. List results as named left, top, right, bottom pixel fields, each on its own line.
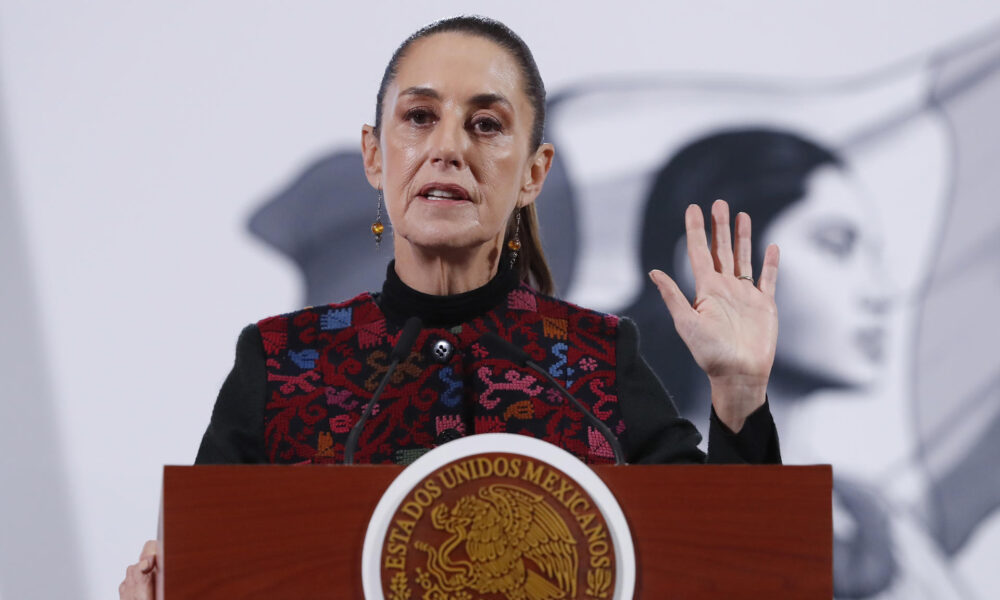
left=586, top=567, right=613, bottom=598
left=388, top=572, right=411, bottom=600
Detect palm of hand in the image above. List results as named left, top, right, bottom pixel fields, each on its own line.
left=650, top=201, right=780, bottom=425
left=681, top=270, right=777, bottom=384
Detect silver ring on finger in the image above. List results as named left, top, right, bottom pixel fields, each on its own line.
left=737, top=274, right=754, bottom=283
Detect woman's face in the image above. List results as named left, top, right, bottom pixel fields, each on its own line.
left=765, top=165, right=890, bottom=387
left=363, top=32, right=551, bottom=259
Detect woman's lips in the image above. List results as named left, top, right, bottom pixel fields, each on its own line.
left=417, top=182, right=471, bottom=202
left=855, top=327, right=885, bottom=362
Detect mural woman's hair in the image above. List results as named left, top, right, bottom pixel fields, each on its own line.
left=627, top=128, right=842, bottom=416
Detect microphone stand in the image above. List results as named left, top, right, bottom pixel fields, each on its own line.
left=481, top=332, right=626, bottom=465
left=343, top=317, right=422, bottom=465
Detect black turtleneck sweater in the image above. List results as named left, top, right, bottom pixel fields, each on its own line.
left=196, top=262, right=780, bottom=465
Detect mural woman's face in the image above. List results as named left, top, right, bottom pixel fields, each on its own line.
left=764, top=165, right=889, bottom=387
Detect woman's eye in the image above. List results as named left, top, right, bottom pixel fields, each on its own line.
left=812, top=223, right=857, bottom=259
left=471, top=117, right=502, bottom=134
left=405, top=108, right=435, bottom=126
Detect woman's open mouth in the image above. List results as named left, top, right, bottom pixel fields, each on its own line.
left=417, top=183, right=471, bottom=203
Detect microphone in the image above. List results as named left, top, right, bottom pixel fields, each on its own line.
left=435, top=428, right=463, bottom=445
left=480, top=332, right=626, bottom=465
left=343, top=316, right=423, bottom=464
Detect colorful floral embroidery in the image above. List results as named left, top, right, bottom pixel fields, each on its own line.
left=259, top=286, right=627, bottom=465
left=507, top=288, right=537, bottom=312
left=320, top=307, right=352, bottom=330
left=289, top=349, right=319, bottom=370
left=476, top=367, right=544, bottom=410
left=437, top=367, right=463, bottom=408
left=542, top=316, right=568, bottom=340
left=258, top=317, right=288, bottom=355
left=435, top=414, right=464, bottom=436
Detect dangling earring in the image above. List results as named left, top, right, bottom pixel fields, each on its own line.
left=507, top=209, right=522, bottom=269
left=371, top=189, right=385, bottom=249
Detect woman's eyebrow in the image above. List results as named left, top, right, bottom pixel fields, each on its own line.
left=400, top=86, right=439, bottom=100
left=468, top=92, right=513, bottom=111
left=398, top=87, right=512, bottom=111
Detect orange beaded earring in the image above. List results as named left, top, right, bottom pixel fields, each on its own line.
left=371, top=189, right=385, bottom=249
left=507, top=209, right=521, bottom=269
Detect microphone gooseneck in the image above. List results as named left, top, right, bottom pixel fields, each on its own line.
left=343, top=316, right=423, bottom=464
left=481, top=332, right=627, bottom=465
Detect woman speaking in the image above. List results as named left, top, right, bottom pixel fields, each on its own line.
left=121, top=15, right=781, bottom=599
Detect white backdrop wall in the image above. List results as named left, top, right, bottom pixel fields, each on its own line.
left=1, top=2, right=998, bottom=599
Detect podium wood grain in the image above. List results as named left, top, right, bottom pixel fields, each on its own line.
left=159, top=464, right=831, bottom=599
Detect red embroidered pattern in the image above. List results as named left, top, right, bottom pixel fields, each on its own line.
left=259, top=286, right=625, bottom=465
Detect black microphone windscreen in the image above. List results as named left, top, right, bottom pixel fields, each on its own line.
left=391, top=316, right=423, bottom=361
left=435, top=428, right=463, bottom=445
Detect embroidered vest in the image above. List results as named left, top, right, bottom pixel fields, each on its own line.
left=258, top=284, right=625, bottom=465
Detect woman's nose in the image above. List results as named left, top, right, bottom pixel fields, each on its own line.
left=861, top=293, right=891, bottom=316
left=861, top=267, right=894, bottom=315
left=428, top=117, right=466, bottom=169
left=860, top=241, right=895, bottom=315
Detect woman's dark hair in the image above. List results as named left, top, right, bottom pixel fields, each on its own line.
left=372, top=15, right=555, bottom=295
left=624, top=128, right=843, bottom=416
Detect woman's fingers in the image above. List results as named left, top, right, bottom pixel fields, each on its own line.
left=710, top=200, right=734, bottom=275
left=734, top=211, right=753, bottom=279
left=648, top=269, right=694, bottom=326
left=139, top=540, right=158, bottom=573
left=684, top=205, right=714, bottom=286
left=121, top=541, right=158, bottom=599
left=758, top=244, right=780, bottom=297
left=120, top=563, right=154, bottom=600
left=685, top=201, right=773, bottom=295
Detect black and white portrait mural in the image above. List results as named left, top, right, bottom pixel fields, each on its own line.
left=1, top=3, right=998, bottom=598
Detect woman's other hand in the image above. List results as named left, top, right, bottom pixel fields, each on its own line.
left=119, top=540, right=158, bottom=600
left=649, top=200, right=779, bottom=432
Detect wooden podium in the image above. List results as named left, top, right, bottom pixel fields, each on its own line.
left=157, top=464, right=831, bottom=599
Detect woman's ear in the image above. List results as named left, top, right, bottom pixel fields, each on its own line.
left=361, top=125, right=382, bottom=189
left=518, top=142, right=554, bottom=207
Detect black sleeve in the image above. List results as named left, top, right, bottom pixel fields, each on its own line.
left=195, top=324, right=268, bottom=464
left=616, top=317, right=781, bottom=465
left=706, top=397, right=782, bottom=464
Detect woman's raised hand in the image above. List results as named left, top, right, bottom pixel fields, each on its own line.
left=119, top=540, right=158, bottom=600
left=649, top=200, right=779, bottom=432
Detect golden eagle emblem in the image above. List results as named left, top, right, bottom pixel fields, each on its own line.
left=414, top=483, right=579, bottom=600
